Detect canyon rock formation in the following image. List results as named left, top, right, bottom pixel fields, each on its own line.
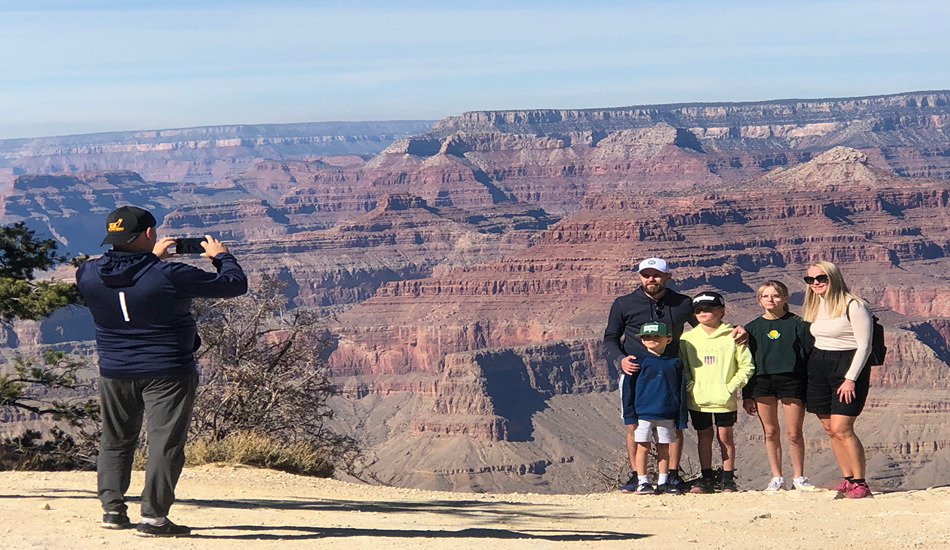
left=324, top=145, right=950, bottom=492
left=2, top=91, right=950, bottom=493
left=0, top=120, right=433, bottom=185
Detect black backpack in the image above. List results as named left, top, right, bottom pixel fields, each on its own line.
left=847, top=300, right=887, bottom=366
left=868, top=315, right=887, bottom=366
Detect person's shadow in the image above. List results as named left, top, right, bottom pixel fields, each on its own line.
left=4, top=490, right=646, bottom=542
left=181, top=495, right=645, bottom=541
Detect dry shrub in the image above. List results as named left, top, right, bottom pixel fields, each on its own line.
left=132, top=430, right=333, bottom=477
left=190, top=277, right=362, bottom=475
left=130, top=277, right=364, bottom=479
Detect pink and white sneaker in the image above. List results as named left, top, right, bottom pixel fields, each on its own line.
left=834, top=479, right=852, bottom=493
left=844, top=481, right=872, bottom=499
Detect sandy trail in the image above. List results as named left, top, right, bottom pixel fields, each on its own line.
left=2, top=466, right=948, bottom=549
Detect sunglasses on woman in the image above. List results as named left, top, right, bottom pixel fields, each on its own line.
left=803, top=274, right=829, bottom=285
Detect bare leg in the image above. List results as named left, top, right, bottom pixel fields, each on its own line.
left=626, top=425, right=640, bottom=471
left=755, top=397, right=783, bottom=478
left=669, top=429, right=683, bottom=470
left=635, top=440, right=651, bottom=480
left=697, top=427, right=714, bottom=469
left=829, top=414, right=866, bottom=479
left=782, top=398, right=806, bottom=479
left=717, top=426, right=736, bottom=471
left=656, top=443, right=670, bottom=475
left=817, top=414, right=852, bottom=478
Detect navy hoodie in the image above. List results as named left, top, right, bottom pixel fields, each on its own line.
left=622, top=354, right=689, bottom=429
left=76, top=250, right=248, bottom=379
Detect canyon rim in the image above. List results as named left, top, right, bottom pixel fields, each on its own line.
left=2, top=90, right=950, bottom=494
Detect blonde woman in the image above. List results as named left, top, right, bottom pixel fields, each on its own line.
left=743, top=281, right=814, bottom=491
left=802, top=261, right=874, bottom=499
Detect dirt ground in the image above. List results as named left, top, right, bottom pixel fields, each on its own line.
left=2, top=465, right=948, bottom=549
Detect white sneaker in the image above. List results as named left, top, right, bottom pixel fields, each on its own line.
left=764, top=477, right=785, bottom=491
left=793, top=476, right=817, bottom=491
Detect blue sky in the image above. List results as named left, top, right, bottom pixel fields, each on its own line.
left=0, top=0, right=947, bottom=139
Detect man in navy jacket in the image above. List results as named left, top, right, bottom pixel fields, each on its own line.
left=604, top=258, right=695, bottom=493
left=77, top=206, right=247, bottom=537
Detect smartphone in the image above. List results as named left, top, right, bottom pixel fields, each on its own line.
left=174, top=237, right=206, bottom=255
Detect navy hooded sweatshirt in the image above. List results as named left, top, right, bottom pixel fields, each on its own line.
left=76, top=250, right=247, bottom=379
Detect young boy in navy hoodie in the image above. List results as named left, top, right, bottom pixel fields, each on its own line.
left=622, top=321, right=688, bottom=494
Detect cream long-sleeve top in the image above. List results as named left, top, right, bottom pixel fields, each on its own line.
left=809, top=297, right=874, bottom=380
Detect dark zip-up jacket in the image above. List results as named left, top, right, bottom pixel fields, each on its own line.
left=76, top=250, right=247, bottom=379
left=603, top=287, right=696, bottom=367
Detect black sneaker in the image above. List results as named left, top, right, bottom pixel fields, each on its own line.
left=669, top=474, right=691, bottom=493
left=101, top=512, right=132, bottom=530
left=635, top=482, right=657, bottom=494
left=720, top=479, right=738, bottom=493
left=657, top=483, right=682, bottom=495
left=619, top=474, right=638, bottom=493
left=135, top=520, right=191, bottom=538
left=689, top=477, right=716, bottom=494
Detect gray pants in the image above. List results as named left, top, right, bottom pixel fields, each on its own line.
left=97, top=373, right=198, bottom=519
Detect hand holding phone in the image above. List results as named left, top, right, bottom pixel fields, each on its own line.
left=174, top=237, right=206, bottom=255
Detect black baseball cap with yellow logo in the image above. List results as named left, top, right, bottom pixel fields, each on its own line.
left=100, top=206, right=156, bottom=246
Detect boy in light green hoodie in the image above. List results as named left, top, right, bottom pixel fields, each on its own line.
left=679, top=291, right=754, bottom=493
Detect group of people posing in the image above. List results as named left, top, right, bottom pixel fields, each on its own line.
left=604, top=257, right=876, bottom=499
left=81, top=203, right=878, bottom=539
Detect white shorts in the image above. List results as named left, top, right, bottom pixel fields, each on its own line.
left=633, top=418, right=676, bottom=444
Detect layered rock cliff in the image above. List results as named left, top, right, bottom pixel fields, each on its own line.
left=0, top=120, right=434, bottom=184
left=431, top=91, right=950, bottom=155
left=325, top=148, right=950, bottom=491
left=6, top=91, right=950, bottom=494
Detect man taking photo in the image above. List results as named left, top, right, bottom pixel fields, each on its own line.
left=77, top=205, right=247, bottom=537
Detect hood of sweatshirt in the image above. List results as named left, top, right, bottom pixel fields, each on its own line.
left=703, top=322, right=735, bottom=339
left=95, top=250, right=159, bottom=289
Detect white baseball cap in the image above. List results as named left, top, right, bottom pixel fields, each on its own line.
left=637, top=257, right=669, bottom=273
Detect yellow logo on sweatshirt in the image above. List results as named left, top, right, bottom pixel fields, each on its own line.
left=107, top=218, right=125, bottom=233
left=768, top=329, right=780, bottom=340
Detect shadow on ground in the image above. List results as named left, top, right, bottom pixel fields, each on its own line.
left=191, top=525, right=645, bottom=542
left=6, top=490, right=646, bottom=542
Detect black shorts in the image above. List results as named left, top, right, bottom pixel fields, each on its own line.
left=689, top=410, right=738, bottom=431
left=747, top=372, right=807, bottom=401
left=805, top=349, right=871, bottom=417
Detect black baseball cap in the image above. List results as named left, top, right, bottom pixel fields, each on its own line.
left=692, top=291, right=725, bottom=309
left=100, top=206, right=156, bottom=246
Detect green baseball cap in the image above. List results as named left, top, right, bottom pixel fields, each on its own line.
left=637, top=321, right=671, bottom=337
